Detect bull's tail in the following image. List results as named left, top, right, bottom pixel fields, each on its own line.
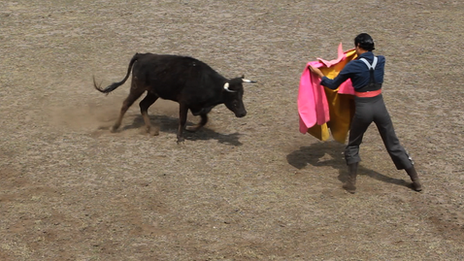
left=93, top=53, right=140, bottom=94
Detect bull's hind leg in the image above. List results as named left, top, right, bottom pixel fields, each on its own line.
left=111, top=87, right=145, bottom=132
left=139, top=92, right=159, bottom=136
left=186, top=114, right=208, bottom=132
left=177, top=103, right=189, bottom=143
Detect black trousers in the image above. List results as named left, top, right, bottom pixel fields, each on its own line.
left=344, top=94, right=413, bottom=170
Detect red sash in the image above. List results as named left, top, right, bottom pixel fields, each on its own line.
left=355, top=89, right=381, bottom=98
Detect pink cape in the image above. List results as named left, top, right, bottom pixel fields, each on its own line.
left=298, top=43, right=355, bottom=134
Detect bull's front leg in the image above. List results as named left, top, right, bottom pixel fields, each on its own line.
left=177, top=103, right=189, bottom=143
left=186, top=114, right=208, bottom=132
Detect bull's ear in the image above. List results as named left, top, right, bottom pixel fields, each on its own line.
left=223, top=82, right=236, bottom=92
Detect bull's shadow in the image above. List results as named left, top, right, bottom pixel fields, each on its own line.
left=286, top=140, right=409, bottom=188
left=120, top=114, right=243, bottom=146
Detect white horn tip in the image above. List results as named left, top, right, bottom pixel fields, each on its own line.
left=242, top=79, right=257, bottom=83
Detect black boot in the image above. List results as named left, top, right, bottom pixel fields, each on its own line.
left=405, top=166, right=422, bottom=192
left=343, top=162, right=358, bottom=194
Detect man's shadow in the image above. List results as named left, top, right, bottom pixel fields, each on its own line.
left=286, top=141, right=410, bottom=188
left=120, top=114, right=243, bottom=146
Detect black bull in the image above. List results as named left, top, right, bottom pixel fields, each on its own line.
left=94, top=53, right=256, bottom=142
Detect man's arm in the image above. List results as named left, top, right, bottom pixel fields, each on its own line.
left=309, top=65, right=351, bottom=90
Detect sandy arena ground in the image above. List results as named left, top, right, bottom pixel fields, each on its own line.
left=1, top=0, right=463, bottom=260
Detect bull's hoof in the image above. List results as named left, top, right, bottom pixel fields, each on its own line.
left=150, top=128, right=160, bottom=136
left=110, top=126, right=119, bottom=133
left=185, top=125, right=200, bottom=132
left=176, top=137, right=185, bottom=143
left=145, top=126, right=159, bottom=136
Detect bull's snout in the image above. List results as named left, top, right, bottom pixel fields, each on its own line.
left=235, top=110, right=247, bottom=118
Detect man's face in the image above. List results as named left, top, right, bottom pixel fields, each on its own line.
left=355, top=44, right=361, bottom=56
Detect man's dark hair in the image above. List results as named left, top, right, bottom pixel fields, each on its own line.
left=354, top=33, right=375, bottom=51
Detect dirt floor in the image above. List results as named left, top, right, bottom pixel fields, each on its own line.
left=1, top=0, right=464, bottom=260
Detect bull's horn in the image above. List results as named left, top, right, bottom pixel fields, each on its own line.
left=223, top=82, right=236, bottom=92
left=242, top=79, right=257, bottom=83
